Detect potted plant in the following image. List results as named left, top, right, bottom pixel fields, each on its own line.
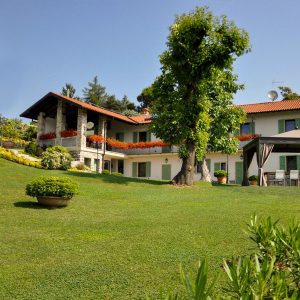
left=214, top=170, right=228, bottom=184
left=26, top=176, right=79, bottom=208
left=248, top=175, right=258, bottom=185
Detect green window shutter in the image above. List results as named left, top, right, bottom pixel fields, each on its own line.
left=206, top=159, right=211, bottom=172
left=146, top=161, right=151, bottom=177
left=146, top=131, right=151, bottom=142
left=162, top=164, right=171, bottom=180
left=279, top=156, right=286, bottom=171
left=297, top=156, right=300, bottom=170
left=116, top=132, right=124, bottom=142
left=250, top=122, right=255, bottom=134
left=133, top=132, right=138, bottom=143
left=295, top=118, right=300, bottom=129
left=214, top=162, right=221, bottom=172
left=132, top=162, right=138, bottom=177
left=278, top=119, right=285, bottom=133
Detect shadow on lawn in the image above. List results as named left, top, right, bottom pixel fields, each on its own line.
left=14, top=201, right=59, bottom=210
left=211, top=182, right=240, bottom=188
left=66, top=171, right=171, bottom=186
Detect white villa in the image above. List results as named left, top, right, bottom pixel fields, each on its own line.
left=20, top=92, right=300, bottom=183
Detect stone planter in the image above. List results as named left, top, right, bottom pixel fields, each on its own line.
left=2, top=141, right=14, bottom=149
left=37, top=196, right=71, bottom=208
left=217, top=176, right=227, bottom=184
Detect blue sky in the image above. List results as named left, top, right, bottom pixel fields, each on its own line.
left=1, top=0, right=300, bottom=119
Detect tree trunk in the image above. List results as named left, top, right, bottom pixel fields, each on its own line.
left=173, top=143, right=196, bottom=185
left=199, top=158, right=212, bottom=182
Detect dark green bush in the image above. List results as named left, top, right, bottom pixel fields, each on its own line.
left=101, top=170, right=110, bottom=175
left=26, top=177, right=79, bottom=198
left=24, top=141, right=38, bottom=156
left=41, top=146, right=73, bottom=170
left=248, top=175, right=258, bottom=181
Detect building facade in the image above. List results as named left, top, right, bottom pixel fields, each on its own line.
left=20, top=92, right=300, bottom=183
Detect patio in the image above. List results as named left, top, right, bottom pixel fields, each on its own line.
left=242, top=130, right=300, bottom=186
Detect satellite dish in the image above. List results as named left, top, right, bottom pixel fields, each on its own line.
left=267, top=90, right=278, bottom=101
left=86, top=122, right=94, bottom=129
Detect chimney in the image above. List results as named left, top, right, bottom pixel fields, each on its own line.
left=142, top=108, right=150, bottom=115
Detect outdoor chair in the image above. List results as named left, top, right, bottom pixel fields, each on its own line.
left=289, top=170, right=299, bottom=186
left=268, top=170, right=285, bottom=186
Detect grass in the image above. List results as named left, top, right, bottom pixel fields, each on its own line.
left=0, top=158, right=299, bottom=299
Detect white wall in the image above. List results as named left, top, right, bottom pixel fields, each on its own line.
left=44, top=117, right=56, bottom=132
left=246, top=111, right=300, bottom=136
left=124, top=154, right=182, bottom=180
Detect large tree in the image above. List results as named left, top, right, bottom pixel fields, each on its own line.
left=278, top=86, right=300, bottom=100
left=82, top=76, right=108, bottom=106
left=61, top=83, right=81, bottom=100
left=143, top=7, right=250, bottom=185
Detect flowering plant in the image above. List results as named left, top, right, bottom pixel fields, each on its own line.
left=60, top=129, right=77, bottom=137
left=39, top=132, right=56, bottom=140
left=87, top=135, right=104, bottom=143
left=236, top=134, right=260, bottom=141
left=87, top=135, right=169, bottom=149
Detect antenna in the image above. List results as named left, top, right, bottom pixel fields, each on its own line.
left=267, top=90, right=278, bottom=101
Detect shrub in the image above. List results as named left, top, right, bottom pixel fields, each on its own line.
left=213, top=169, right=228, bottom=178
left=111, top=172, right=123, bottom=176
left=0, top=147, right=43, bottom=169
left=41, top=146, right=73, bottom=170
left=248, top=175, right=258, bottom=181
left=24, top=141, right=38, bottom=156
left=26, top=177, right=79, bottom=198
left=101, top=169, right=110, bottom=175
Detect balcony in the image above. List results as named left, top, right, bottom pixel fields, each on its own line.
left=111, top=146, right=178, bottom=156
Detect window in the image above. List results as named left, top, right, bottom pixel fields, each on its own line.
left=240, top=123, right=251, bottom=135
left=116, top=132, right=124, bottom=141
left=220, top=162, right=226, bottom=171
left=138, top=162, right=146, bottom=177
left=286, top=156, right=297, bottom=172
left=285, top=119, right=296, bottom=132
left=118, top=160, right=124, bottom=174
left=139, top=132, right=147, bottom=142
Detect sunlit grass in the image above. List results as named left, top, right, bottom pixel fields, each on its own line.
left=0, top=158, right=299, bottom=299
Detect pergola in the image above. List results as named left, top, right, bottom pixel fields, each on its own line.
left=242, top=130, right=300, bottom=186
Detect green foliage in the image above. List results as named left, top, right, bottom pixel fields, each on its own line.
left=26, top=176, right=79, bottom=198
left=248, top=175, right=258, bottom=181
left=82, top=76, right=137, bottom=113
left=0, top=147, right=42, bottom=168
left=111, top=172, right=124, bottom=176
left=24, top=141, right=43, bottom=157
left=41, top=146, right=73, bottom=170
left=279, top=86, right=300, bottom=100
left=214, top=170, right=228, bottom=178
left=142, top=7, right=249, bottom=184
left=0, top=115, right=37, bottom=141
left=101, top=169, right=110, bottom=175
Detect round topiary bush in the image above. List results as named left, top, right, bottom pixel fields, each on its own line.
left=26, top=176, right=79, bottom=198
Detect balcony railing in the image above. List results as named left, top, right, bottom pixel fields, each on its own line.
left=61, top=136, right=77, bottom=148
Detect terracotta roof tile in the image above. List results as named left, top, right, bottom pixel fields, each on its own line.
left=237, top=99, right=300, bottom=114
left=50, top=92, right=137, bottom=124
left=128, top=115, right=152, bottom=124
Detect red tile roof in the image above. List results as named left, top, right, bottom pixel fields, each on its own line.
left=129, top=115, right=152, bottom=124
left=237, top=99, right=300, bottom=114
left=50, top=92, right=137, bottom=124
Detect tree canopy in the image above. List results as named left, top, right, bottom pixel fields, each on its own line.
left=278, top=86, right=300, bottom=100
left=61, top=77, right=138, bottom=115
left=141, top=7, right=250, bottom=185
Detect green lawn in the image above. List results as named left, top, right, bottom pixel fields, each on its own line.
left=0, top=158, right=299, bottom=299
